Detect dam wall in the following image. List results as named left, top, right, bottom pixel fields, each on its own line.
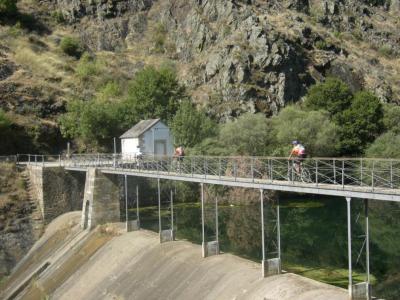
left=27, top=166, right=85, bottom=224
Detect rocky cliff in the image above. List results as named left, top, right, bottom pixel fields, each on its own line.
left=43, top=0, right=400, bottom=120
left=0, top=0, right=399, bottom=150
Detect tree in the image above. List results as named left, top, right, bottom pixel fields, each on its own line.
left=304, top=77, right=353, bottom=118
left=383, top=103, right=400, bottom=134
left=0, top=0, right=17, bottom=17
left=338, top=91, right=384, bottom=154
left=218, top=113, right=274, bottom=156
left=366, top=131, right=400, bottom=159
left=59, top=99, right=120, bottom=150
left=271, top=106, right=340, bottom=157
left=170, top=100, right=216, bottom=148
left=123, top=66, right=185, bottom=126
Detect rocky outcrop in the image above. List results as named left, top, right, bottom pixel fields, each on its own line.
left=44, top=0, right=399, bottom=117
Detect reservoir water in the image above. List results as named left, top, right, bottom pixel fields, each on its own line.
left=131, top=193, right=400, bottom=299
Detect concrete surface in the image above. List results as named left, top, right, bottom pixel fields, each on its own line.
left=1, top=212, right=348, bottom=300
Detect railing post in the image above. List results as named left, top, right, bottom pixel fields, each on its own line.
left=219, top=157, right=222, bottom=179
left=342, top=160, right=345, bottom=188
left=371, top=161, right=375, bottom=191
left=315, top=160, right=318, bottom=186
left=360, top=159, right=363, bottom=186
left=346, top=197, right=352, bottom=298
left=28, top=154, right=31, bottom=165
left=234, top=160, right=237, bottom=181
left=333, top=159, right=337, bottom=184
left=251, top=157, right=254, bottom=182
left=390, top=160, right=393, bottom=189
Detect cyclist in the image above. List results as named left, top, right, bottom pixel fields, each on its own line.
left=175, top=145, right=185, bottom=161
left=288, top=140, right=306, bottom=176
left=174, top=145, right=185, bottom=171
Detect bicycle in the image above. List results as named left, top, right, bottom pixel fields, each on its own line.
left=287, top=160, right=312, bottom=183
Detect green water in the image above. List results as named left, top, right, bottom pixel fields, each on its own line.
left=131, top=195, right=400, bottom=299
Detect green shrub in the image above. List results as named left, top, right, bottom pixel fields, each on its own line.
left=304, top=77, right=353, bottom=118
left=366, top=131, right=400, bottom=159
left=0, top=0, right=17, bottom=17
left=338, top=91, right=384, bottom=154
left=271, top=106, right=340, bottom=157
left=75, top=53, right=103, bottom=81
left=383, top=104, right=400, bottom=134
left=170, top=100, right=216, bottom=148
left=60, top=36, right=82, bottom=58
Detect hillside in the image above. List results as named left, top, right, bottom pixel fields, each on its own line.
left=0, top=0, right=399, bottom=153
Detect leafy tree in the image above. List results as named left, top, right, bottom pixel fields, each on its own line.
left=383, top=103, right=400, bottom=134
left=304, top=77, right=353, bottom=118
left=170, top=100, right=216, bottom=148
left=218, top=113, right=274, bottom=156
left=123, top=66, right=185, bottom=126
left=365, top=131, right=400, bottom=159
left=271, top=106, right=340, bottom=157
left=59, top=99, right=120, bottom=150
left=0, top=0, right=17, bottom=17
left=338, top=91, right=383, bottom=154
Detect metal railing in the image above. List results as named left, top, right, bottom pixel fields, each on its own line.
left=19, top=154, right=400, bottom=193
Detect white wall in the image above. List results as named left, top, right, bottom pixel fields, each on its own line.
left=121, top=138, right=139, bottom=156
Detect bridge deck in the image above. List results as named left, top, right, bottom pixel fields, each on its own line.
left=64, top=165, right=400, bottom=202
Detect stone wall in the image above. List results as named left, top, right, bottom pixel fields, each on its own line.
left=27, top=166, right=86, bottom=224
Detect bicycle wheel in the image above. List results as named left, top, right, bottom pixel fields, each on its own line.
left=301, top=168, right=312, bottom=183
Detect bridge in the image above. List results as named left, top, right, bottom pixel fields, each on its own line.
left=17, top=154, right=400, bottom=300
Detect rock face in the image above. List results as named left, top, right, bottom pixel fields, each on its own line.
left=42, top=0, right=400, bottom=116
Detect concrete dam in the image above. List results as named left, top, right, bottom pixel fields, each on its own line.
left=1, top=212, right=348, bottom=300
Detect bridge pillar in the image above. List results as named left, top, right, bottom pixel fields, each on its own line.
left=260, top=189, right=281, bottom=277
left=200, top=183, right=220, bottom=258
left=346, top=197, right=372, bottom=300
left=125, top=175, right=140, bottom=232
left=158, top=178, right=175, bottom=243
left=81, top=168, right=120, bottom=230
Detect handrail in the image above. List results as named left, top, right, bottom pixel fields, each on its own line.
left=18, top=153, right=400, bottom=192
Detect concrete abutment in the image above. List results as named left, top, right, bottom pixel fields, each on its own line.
left=81, top=168, right=120, bottom=230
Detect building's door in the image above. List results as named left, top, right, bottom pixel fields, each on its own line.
left=155, top=140, right=167, bottom=155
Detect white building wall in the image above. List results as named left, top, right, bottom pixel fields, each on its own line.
left=121, top=138, right=139, bottom=157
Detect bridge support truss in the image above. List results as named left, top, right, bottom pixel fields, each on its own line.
left=346, top=197, right=371, bottom=300
left=124, top=175, right=140, bottom=232
left=201, top=183, right=220, bottom=258
left=158, top=178, right=175, bottom=243
left=260, top=189, right=281, bottom=277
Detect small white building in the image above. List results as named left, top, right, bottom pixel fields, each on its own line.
left=120, top=119, right=174, bottom=157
